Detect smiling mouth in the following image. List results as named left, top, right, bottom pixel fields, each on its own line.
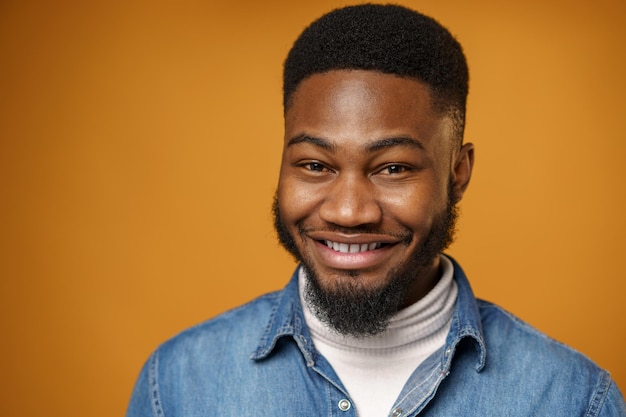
left=323, top=240, right=387, bottom=254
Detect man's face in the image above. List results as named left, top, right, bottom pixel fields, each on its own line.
left=275, top=70, right=473, bottom=335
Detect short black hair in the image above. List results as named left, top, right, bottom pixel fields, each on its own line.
left=283, top=3, right=469, bottom=142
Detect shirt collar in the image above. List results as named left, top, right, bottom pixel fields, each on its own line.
left=250, top=267, right=317, bottom=366
left=445, top=256, right=487, bottom=371
left=251, top=256, right=487, bottom=372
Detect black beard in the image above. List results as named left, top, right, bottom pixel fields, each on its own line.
left=273, top=183, right=458, bottom=337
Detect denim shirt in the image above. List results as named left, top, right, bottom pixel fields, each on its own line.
left=127, top=259, right=625, bottom=416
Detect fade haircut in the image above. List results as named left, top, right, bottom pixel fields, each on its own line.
left=283, top=3, right=469, bottom=143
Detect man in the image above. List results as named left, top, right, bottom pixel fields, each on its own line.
left=127, top=4, right=625, bottom=416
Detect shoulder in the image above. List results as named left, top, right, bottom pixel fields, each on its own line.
left=157, top=290, right=281, bottom=358
left=126, top=290, right=286, bottom=417
left=476, top=298, right=600, bottom=369
left=137, top=289, right=285, bottom=383
left=142, top=290, right=284, bottom=393
left=473, top=299, right=624, bottom=415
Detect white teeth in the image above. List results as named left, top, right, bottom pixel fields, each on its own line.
left=324, top=240, right=382, bottom=253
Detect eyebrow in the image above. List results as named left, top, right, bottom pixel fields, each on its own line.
left=286, top=134, right=335, bottom=151
left=286, top=134, right=424, bottom=153
left=365, top=136, right=425, bottom=152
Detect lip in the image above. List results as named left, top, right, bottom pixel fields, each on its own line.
left=307, top=232, right=401, bottom=270
left=307, top=231, right=401, bottom=245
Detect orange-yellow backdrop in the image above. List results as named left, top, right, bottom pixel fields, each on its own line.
left=1, top=0, right=624, bottom=415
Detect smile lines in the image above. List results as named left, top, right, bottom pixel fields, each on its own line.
left=324, top=240, right=383, bottom=254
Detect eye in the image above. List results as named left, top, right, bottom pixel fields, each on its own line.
left=380, top=164, right=411, bottom=175
left=297, top=161, right=334, bottom=174
left=305, top=162, right=327, bottom=172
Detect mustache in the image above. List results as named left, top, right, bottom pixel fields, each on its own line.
left=296, top=222, right=414, bottom=245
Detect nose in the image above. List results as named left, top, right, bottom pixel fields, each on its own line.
left=318, top=174, right=382, bottom=227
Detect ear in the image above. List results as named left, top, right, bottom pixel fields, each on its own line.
left=451, top=143, right=474, bottom=203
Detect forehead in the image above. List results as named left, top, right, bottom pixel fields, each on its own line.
left=284, top=70, right=453, bottom=150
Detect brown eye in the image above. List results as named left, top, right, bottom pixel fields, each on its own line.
left=300, top=162, right=333, bottom=173
left=307, top=162, right=326, bottom=172
left=383, top=165, right=407, bottom=174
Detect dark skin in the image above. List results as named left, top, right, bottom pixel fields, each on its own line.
left=277, top=70, right=474, bottom=309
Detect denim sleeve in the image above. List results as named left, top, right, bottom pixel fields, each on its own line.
left=126, top=351, right=158, bottom=417
left=596, top=378, right=626, bottom=417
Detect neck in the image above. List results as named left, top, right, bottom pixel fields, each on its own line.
left=401, top=255, right=441, bottom=309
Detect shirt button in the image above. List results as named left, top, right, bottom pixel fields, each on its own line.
left=392, top=407, right=403, bottom=416
left=338, top=399, right=351, bottom=411
left=444, top=347, right=451, bottom=357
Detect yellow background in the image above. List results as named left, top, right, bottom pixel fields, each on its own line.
left=1, top=0, right=624, bottom=415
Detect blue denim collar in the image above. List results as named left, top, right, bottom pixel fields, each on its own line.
left=445, top=256, right=486, bottom=372
left=251, top=256, right=486, bottom=372
left=250, top=269, right=316, bottom=365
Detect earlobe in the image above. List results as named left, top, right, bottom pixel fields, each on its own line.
left=452, top=143, right=474, bottom=203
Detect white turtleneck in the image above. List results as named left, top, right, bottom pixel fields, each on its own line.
left=299, top=255, right=458, bottom=417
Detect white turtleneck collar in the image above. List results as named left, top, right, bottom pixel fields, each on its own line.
left=299, top=255, right=458, bottom=417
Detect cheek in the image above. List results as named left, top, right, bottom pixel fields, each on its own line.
left=277, top=176, right=322, bottom=225
left=382, top=184, right=447, bottom=229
